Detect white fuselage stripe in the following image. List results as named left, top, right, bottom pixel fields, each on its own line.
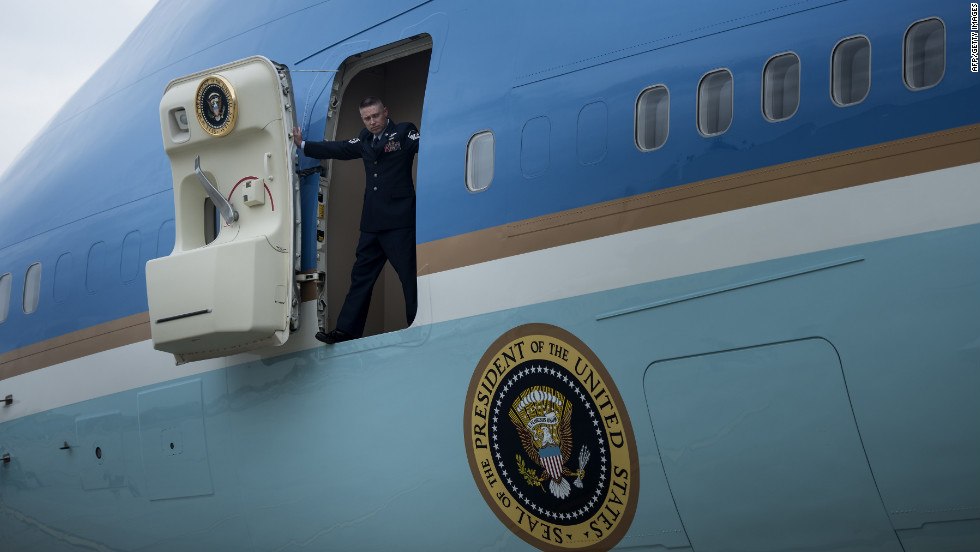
left=414, top=164, right=979, bottom=326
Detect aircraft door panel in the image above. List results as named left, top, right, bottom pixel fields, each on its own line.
left=137, top=378, right=213, bottom=500
left=147, top=56, right=299, bottom=363
left=75, top=411, right=127, bottom=490
left=645, top=339, right=902, bottom=552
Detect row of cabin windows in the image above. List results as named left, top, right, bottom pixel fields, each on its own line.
left=2, top=255, right=135, bottom=324
left=0, top=225, right=176, bottom=325
left=0, top=264, right=41, bottom=323
left=641, top=18, right=945, bottom=148
left=1, top=254, right=133, bottom=323
left=465, top=17, right=945, bottom=191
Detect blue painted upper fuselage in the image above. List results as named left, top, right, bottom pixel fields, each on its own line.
left=0, top=0, right=976, bottom=362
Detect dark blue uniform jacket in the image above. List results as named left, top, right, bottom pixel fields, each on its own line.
left=303, top=120, right=419, bottom=232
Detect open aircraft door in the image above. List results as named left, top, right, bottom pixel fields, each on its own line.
left=147, top=56, right=300, bottom=364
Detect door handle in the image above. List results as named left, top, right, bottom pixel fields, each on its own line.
left=195, top=156, right=238, bottom=224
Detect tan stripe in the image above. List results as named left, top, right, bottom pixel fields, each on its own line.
left=0, top=282, right=319, bottom=381
left=418, top=124, right=980, bottom=276
left=299, top=270, right=318, bottom=302
left=1, top=312, right=150, bottom=381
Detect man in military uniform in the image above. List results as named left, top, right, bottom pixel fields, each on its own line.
left=292, top=96, right=419, bottom=344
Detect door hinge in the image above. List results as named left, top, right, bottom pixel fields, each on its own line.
left=296, top=166, right=325, bottom=178
left=295, top=273, right=320, bottom=283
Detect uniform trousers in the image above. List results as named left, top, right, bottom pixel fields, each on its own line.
left=336, top=226, right=417, bottom=338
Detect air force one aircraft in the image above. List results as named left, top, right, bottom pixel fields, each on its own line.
left=1, top=1, right=977, bottom=550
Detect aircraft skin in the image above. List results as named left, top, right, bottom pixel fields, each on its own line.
left=1, top=0, right=978, bottom=550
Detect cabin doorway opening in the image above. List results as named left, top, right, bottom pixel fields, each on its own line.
left=318, top=36, right=431, bottom=340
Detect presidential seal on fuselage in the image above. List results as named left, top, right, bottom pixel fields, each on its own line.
left=195, top=74, right=237, bottom=137
left=464, top=324, right=639, bottom=551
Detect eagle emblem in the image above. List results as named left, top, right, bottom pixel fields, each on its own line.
left=207, top=92, right=225, bottom=122
left=509, top=386, right=589, bottom=499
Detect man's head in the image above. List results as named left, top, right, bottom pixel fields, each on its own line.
left=359, top=96, right=388, bottom=136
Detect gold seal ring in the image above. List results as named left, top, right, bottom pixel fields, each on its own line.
left=195, top=74, right=237, bottom=137
left=464, top=323, right=640, bottom=551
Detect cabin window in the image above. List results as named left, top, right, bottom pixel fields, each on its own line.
left=577, top=101, right=607, bottom=164
left=54, top=252, right=73, bottom=303
left=521, top=118, right=550, bottom=177
left=157, top=219, right=176, bottom=258
left=832, top=36, right=871, bottom=106
left=0, top=272, right=11, bottom=323
left=636, top=85, right=669, bottom=150
left=121, top=230, right=142, bottom=283
left=763, top=53, right=801, bottom=121
left=466, top=130, right=495, bottom=192
left=23, top=263, right=41, bottom=314
left=904, top=18, right=945, bottom=90
left=86, top=242, right=107, bottom=293
left=697, top=69, right=733, bottom=136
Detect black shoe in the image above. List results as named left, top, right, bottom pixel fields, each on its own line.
left=315, top=328, right=354, bottom=344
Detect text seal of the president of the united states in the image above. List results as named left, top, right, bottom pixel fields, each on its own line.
left=464, top=323, right=639, bottom=551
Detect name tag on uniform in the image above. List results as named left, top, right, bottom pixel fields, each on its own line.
left=384, top=140, right=401, bottom=152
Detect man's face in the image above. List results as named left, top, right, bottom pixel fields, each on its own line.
left=359, top=104, right=388, bottom=136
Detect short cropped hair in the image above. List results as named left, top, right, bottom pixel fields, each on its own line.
left=359, top=96, right=384, bottom=110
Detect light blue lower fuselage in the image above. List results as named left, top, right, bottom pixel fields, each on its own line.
left=2, top=223, right=977, bottom=551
